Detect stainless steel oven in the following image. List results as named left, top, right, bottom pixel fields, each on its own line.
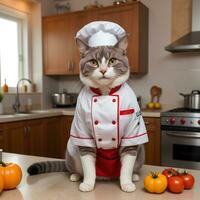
left=161, top=108, right=200, bottom=170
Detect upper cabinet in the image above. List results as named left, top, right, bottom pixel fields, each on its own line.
left=43, top=15, right=76, bottom=75
left=43, top=2, right=149, bottom=75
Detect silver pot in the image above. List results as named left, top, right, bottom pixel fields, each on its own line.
left=52, top=91, right=78, bottom=107
left=179, top=90, right=200, bottom=109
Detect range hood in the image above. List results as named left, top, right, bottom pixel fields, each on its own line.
left=165, top=0, right=200, bottom=53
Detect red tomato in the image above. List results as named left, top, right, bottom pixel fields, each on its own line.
left=162, top=168, right=178, bottom=179
left=179, top=172, right=195, bottom=189
left=168, top=176, right=184, bottom=193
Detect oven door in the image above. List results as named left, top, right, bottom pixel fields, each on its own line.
left=161, top=130, right=200, bottom=170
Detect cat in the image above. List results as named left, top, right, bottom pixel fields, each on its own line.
left=27, top=34, right=148, bottom=193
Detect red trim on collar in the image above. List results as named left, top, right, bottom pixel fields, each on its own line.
left=109, top=85, right=122, bottom=95
left=90, top=87, right=101, bottom=95
left=90, top=85, right=122, bottom=95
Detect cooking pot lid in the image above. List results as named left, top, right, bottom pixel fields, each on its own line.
left=179, top=90, right=200, bottom=96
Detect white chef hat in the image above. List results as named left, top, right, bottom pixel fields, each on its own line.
left=76, top=21, right=126, bottom=47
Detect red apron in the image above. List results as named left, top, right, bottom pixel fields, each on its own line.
left=96, top=148, right=121, bottom=178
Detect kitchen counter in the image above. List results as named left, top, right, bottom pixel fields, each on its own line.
left=0, top=108, right=75, bottom=123
left=1, top=152, right=199, bottom=200
left=0, top=105, right=175, bottom=123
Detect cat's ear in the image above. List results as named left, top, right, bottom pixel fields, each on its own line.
left=76, top=38, right=89, bottom=55
left=115, top=35, right=128, bottom=51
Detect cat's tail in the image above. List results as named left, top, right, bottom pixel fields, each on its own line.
left=27, top=161, right=67, bottom=175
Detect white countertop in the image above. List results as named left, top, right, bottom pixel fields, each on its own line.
left=1, top=152, right=200, bottom=200
left=0, top=108, right=75, bottom=123
left=0, top=105, right=175, bottom=123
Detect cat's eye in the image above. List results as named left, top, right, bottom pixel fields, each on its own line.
left=89, top=59, right=98, bottom=67
left=109, top=58, right=117, bottom=65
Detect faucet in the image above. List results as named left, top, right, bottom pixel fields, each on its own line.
left=13, top=78, right=32, bottom=113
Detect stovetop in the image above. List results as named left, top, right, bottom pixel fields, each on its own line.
left=161, top=107, right=200, bottom=128
left=167, top=108, right=200, bottom=113
left=161, top=107, right=200, bottom=117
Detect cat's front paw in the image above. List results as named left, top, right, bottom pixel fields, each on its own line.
left=79, top=182, right=94, bottom=192
left=121, top=182, right=136, bottom=193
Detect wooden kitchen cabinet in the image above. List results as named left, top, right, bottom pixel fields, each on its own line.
left=60, top=116, right=73, bottom=158
left=28, top=120, right=45, bottom=156
left=3, top=120, right=44, bottom=156
left=43, top=2, right=148, bottom=75
left=0, top=124, right=4, bottom=149
left=2, top=117, right=64, bottom=158
left=3, top=121, right=29, bottom=155
left=43, top=15, right=76, bottom=75
left=144, top=117, right=161, bottom=166
left=171, top=0, right=192, bottom=42
left=44, top=117, right=63, bottom=158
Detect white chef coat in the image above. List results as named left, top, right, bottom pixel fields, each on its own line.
left=69, top=83, right=148, bottom=149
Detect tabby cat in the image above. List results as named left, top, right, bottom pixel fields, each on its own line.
left=28, top=34, right=148, bottom=193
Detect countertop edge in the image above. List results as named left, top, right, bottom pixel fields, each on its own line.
left=0, top=106, right=175, bottom=123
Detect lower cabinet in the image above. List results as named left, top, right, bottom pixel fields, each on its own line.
left=3, top=121, right=28, bottom=155
left=0, top=115, right=161, bottom=164
left=44, top=117, right=63, bottom=158
left=28, top=120, right=45, bottom=156
left=143, top=117, right=161, bottom=166
left=60, top=116, right=73, bottom=158
left=0, top=124, right=4, bottom=149
left=1, top=116, right=72, bottom=158
left=3, top=119, right=45, bottom=156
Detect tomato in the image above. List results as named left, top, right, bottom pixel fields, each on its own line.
left=179, top=171, right=195, bottom=189
left=168, top=175, right=184, bottom=193
left=0, top=175, right=3, bottom=193
left=162, top=168, right=178, bottom=179
left=144, top=172, right=167, bottom=193
left=0, top=162, right=22, bottom=190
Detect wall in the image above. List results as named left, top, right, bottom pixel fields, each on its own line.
left=42, top=0, right=200, bottom=108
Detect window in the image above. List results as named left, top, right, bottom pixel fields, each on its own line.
left=0, top=6, right=30, bottom=88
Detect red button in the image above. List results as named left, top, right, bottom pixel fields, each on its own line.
left=112, top=120, right=116, bottom=125
left=95, top=120, right=99, bottom=125
left=169, top=117, right=176, bottom=124
left=94, top=98, right=97, bottom=102
left=112, top=138, right=116, bottom=141
left=198, top=120, right=200, bottom=125
left=180, top=119, right=186, bottom=125
left=98, top=138, right=102, bottom=142
left=112, top=99, right=116, bottom=103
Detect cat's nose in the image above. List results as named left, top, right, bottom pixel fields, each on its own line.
left=100, top=69, right=107, bottom=75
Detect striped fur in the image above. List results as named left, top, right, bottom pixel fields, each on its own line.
left=27, top=161, right=67, bottom=175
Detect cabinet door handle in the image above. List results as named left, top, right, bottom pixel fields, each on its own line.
left=70, top=61, right=73, bottom=72
left=69, top=61, right=72, bottom=71
left=24, top=127, right=28, bottom=137
left=27, top=126, right=30, bottom=134
left=145, top=121, right=150, bottom=125
left=71, top=61, right=75, bottom=72
left=67, top=60, right=71, bottom=71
